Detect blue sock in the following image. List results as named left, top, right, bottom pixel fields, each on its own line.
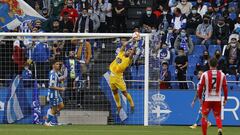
left=195, top=112, right=202, bottom=124
left=46, top=111, right=54, bottom=123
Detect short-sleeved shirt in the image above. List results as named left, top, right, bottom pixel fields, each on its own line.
left=49, top=70, right=60, bottom=99
left=175, top=55, right=188, bottom=70
left=196, top=24, right=213, bottom=37
left=51, top=0, right=65, bottom=17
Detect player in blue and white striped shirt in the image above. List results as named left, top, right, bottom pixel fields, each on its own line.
left=45, top=60, right=65, bottom=126
left=190, top=70, right=211, bottom=129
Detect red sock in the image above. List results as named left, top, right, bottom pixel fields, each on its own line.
left=202, top=117, right=208, bottom=135
left=215, top=116, right=222, bottom=129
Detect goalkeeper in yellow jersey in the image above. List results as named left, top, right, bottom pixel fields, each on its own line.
left=109, top=37, right=138, bottom=113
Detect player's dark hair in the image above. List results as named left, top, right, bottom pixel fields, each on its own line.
left=51, top=59, right=60, bottom=66
left=179, top=47, right=184, bottom=51
left=209, top=57, right=218, bottom=68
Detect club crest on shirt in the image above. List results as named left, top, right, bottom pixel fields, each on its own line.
left=149, top=93, right=172, bottom=124
left=116, top=57, right=122, bottom=64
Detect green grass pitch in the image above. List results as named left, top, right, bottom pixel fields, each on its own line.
left=0, top=125, right=239, bottom=135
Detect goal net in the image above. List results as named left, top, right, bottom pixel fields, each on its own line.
left=0, top=32, right=156, bottom=125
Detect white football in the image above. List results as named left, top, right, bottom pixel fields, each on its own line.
left=132, top=32, right=140, bottom=40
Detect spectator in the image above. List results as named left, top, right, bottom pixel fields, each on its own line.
left=209, top=0, right=228, bottom=12
left=187, top=6, right=202, bottom=35
left=159, top=61, right=171, bottom=89
left=60, top=12, right=74, bottom=32
left=76, top=40, right=92, bottom=82
left=34, top=19, right=44, bottom=32
left=175, top=47, right=188, bottom=89
left=155, top=0, right=169, bottom=10
left=60, top=0, right=79, bottom=24
left=195, top=15, right=213, bottom=48
left=74, top=0, right=91, bottom=14
left=168, top=0, right=178, bottom=13
left=158, top=43, right=171, bottom=64
left=42, top=8, right=50, bottom=19
left=206, top=4, right=222, bottom=25
left=196, top=50, right=210, bottom=73
left=114, top=0, right=127, bottom=33
left=223, top=10, right=235, bottom=33
left=101, top=0, right=113, bottom=32
left=50, top=19, right=62, bottom=32
left=171, top=7, right=187, bottom=34
left=34, top=1, right=43, bottom=15
left=64, top=51, right=81, bottom=104
left=25, top=0, right=43, bottom=9
left=174, top=29, right=194, bottom=55
left=224, top=34, right=240, bottom=72
left=75, top=9, right=94, bottom=33
left=12, top=40, right=25, bottom=73
left=214, top=50, right=226, bottom=73
left=88, top=6, right=100, bottom=32
left=233, top=14, right=240, bottom=34
left=32, top=40, right=50, bottom=87
left=22, top=62, right=32, bottom=80
left=164, top=26, right=176, bottom=49
left=97, top=0, right=107, bottom=33
left=51, top=41, right=64, bottom=61
left=157, top=8, right=172, bottom=31
left=140, top=7, right=157, bottom=33
left=176, top=0, right=192, bottom=16
left=153, top=4, right=163, bottom=19
left=50, top=0, right=65, bottom=18
left=196, top=0, right=208, bottom=17
left=213, top=16, right=230, bottom=47
left=41, top=8, right=56, bottom=32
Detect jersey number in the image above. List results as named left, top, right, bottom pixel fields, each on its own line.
left=211, top=77, right=217, bottom=96
left=212, top=78, right=216, bottom=89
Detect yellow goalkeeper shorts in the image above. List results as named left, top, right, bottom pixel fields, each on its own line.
left=109, top=73, right=127, bottom=92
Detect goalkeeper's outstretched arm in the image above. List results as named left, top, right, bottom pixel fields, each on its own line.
left=120, top=38, right=133, bottom=52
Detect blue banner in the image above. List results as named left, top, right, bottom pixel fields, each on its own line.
left=3, top=75, right=31, bottom=123
left=32, top=79, right=41, bottom=124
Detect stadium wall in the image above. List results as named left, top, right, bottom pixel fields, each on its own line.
left=0, top=79, right=239, bottom=125
left=101, top=74, right=240, bottom=126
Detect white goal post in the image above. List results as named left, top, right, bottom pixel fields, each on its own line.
left=0, top=32, right=151, bottom=126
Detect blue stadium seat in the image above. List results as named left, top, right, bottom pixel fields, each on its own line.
left=193, top=45, right=206, bottom=57
left=208, top=45, right=221, bottom=57
left=191, top=2, right=197, bottom=6
left=190, top=35, right=197, bottom=44
left=171, top=53, right=177, bottom=65
left=136, top=65, right=144, bottom=79
left=187, top=65, right=195, bottom=77
left=168, top=65, right=176, bottom=80
left=188, top=55, right=199, bottom=66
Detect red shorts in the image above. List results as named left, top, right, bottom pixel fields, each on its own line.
left=202, top=101, right=222, bottom=117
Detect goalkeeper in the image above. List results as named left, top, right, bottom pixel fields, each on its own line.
left=109, top=37, right=138, bottom=113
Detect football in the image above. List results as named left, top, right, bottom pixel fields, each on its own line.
left=132, top=31, right=141, bottom=41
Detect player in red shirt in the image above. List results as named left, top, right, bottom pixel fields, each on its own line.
left=60, top=0, right=78, bottom=24
left=198, top=57, right=228, bottom=135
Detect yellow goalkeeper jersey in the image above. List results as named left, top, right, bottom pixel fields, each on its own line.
left=110, top=50, right=131, bottom=78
